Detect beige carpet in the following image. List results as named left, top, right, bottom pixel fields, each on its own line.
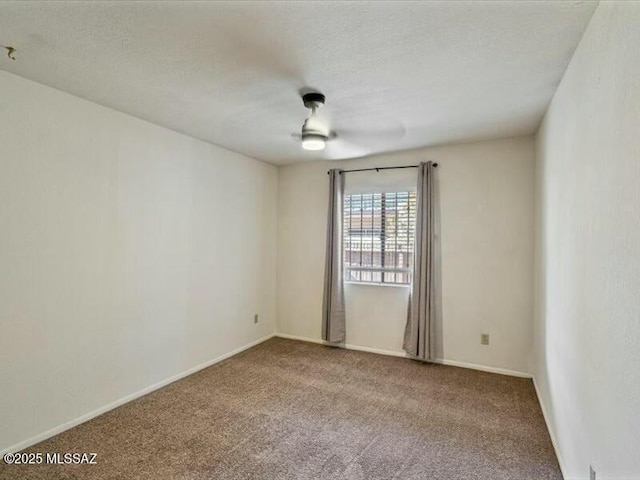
left=0, top=338, right=562, bottom=480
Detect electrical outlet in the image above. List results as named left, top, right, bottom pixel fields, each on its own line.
left=254, top=314, right=259, bottom=324
left=590, top=465, right=596, bottom=480
left=481, top=334, right=490, bottom=345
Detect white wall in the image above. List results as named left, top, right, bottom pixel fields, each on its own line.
left=277, top=136, right=535, bottom=375
left=533, top=2, right=640, bottom=479
left=0, top=71, right=278, bottom=453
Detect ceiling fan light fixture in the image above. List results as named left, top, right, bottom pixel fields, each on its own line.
left=301, top=133, right=327, bottom=151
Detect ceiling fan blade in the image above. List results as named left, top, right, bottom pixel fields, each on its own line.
left=335, top=123, right=406, bottom=150
left=323, top=138, right=370, bottom=160
left=289, top=91, right=406, bottom=160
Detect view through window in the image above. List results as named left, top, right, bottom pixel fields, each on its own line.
left=344, top=192, right=416, bottom=284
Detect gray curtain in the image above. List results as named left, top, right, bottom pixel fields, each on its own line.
left=322, top=169, right=346, bottom=343
left=403, top=161, right=436, bottom=361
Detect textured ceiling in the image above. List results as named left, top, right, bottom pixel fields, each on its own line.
left=0, top=1, right=597, bottom=165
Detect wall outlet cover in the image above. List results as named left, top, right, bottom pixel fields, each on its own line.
left=481, top=334, right=490, bottom=345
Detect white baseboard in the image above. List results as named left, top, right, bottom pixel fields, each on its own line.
left=340, top=342, right=408, bottom=358
left=274, top=332, right=325, bottom=345
left=274, top=333, right=531, bottom=378
left=274, top=332, right=406, bottom=358
left=533, top=377, right=571, bottom=480
left=431, top=358, right=532, bottom=378
left=1, top=333, right=276, bottom=456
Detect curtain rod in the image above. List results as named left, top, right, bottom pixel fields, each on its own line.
left=326, top=163, right=438, bottom=175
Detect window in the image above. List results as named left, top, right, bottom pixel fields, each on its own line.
left=344, top=192, right=416, bottom=284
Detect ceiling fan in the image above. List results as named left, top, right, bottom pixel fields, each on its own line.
left=294, top=92, right=333, bottom=151
left=292, top=91, right=406, bottom=158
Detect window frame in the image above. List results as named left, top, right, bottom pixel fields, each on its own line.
left=343, top=191, right=416, bottom=286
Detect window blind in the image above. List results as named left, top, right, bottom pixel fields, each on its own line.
left=343, top=192, right=416, bottom=284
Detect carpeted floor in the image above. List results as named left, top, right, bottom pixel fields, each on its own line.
left=0, top=338, right=562, bottom=480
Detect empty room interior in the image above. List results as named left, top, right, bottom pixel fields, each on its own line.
left=1, top=1, right=639, bottom=479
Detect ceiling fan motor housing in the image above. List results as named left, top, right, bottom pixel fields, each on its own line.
left=300, top=91, right=329, bottom=150
left=302, top=92, right=326, bottom=110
